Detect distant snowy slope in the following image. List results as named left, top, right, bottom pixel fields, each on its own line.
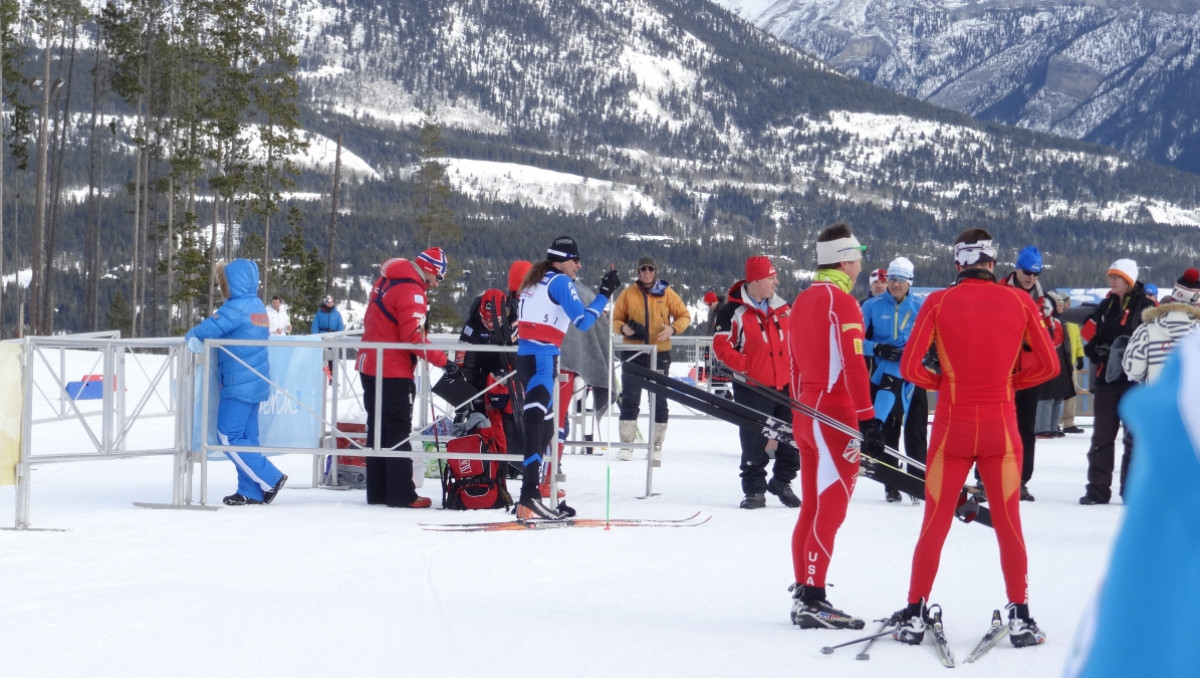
left=718, top=0, right=1200, bottom=175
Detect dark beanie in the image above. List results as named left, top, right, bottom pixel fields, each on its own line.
left=547, top=236, right=581, bottom=263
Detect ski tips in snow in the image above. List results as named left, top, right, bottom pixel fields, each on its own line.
left=964, top=609, right=1010, bottom=663
left=419, top=511, right=710, bottom=532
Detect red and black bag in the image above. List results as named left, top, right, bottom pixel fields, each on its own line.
left=440, top=434, right=513, bottom=510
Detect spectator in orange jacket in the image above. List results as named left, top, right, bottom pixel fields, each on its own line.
left=612, top=255, right=691, bottom=460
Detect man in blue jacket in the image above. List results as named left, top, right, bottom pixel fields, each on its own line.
left=186, top=259, right=287, bottom=506
left=861, top=256, right=927, bottom=502
left=312, top=295, right=346, bottom=334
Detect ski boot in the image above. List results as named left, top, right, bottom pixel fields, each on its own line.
left=1007, top=603, right=1046, bottom=648
left=892, top=600, right=927, bottom=645
left=789, top=584, right=865, bottom=630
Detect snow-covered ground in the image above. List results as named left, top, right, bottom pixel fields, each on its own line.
left=0, top=351, right=1122, bottom=677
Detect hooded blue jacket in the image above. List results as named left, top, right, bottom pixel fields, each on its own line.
left=185, top=259, right=271, bottom=403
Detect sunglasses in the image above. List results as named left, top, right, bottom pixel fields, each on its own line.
left=1020, top=269, right=1040, bottom=277
left=640, top=266, right=656, bottom=272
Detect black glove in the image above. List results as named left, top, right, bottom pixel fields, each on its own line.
left=624, top=319, right=649, bottom=342
left=874, top=344, right=905, bottom=362
left=598, top=269, right=622, bottom=298
left=859, top=418, right=885, bottom=458
left=921, top=346, right=941, bottom=375
left=1088, top=343, right=1111, bottom=364
left=1075, top=357, right=1084, bottom=372
left=443, top=363, right=461, bottom=377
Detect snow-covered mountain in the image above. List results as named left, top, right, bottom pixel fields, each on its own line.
left=718, top=0, right=1200, bottom=174
left=290, top=0, right=1200, bottom=233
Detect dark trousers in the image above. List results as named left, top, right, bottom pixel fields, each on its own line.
left=870, top=383, right=929, bottom=490
left=360, top=373, right=418, bottom=507
left=902, top=387, right=928, bottom=482
left=619, top=350, right=671, bottom=422
left=733, top=382, right=800, bottom=495
left=1085, top=382, right=1135, bottom=502
left=1015, top=387, right=1039, bottom=483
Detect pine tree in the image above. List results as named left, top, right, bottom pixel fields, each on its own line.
left=106, top=290, right=132, bottom=337
left=276, top=213, right=325, bottom=331
left=412, top=110, right=462, bottom=331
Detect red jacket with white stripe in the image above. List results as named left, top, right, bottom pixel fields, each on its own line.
left=711, top=280, right=791, bottom=389
left=788, top=281, right=875, bottom=421
left=355, top=258, right=448, bottom=379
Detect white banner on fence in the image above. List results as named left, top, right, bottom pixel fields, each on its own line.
left=191, top=337, right=325, bottom=455
left=0, top=342, right=24, bottom=486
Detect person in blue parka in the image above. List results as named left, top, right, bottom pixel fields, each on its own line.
left=861, top=256, right=927, bottom=502
left=185, top=258, right=287, bottom=506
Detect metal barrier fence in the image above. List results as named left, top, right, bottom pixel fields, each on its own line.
left=10, top=334, right=189, bottom=529
left=7, top=331, right=694, bottom=528
left=7, top=328, right=1084, bottom=529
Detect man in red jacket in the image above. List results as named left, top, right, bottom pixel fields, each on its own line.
left=712, top=256, right=799, bottom=509
left=355, top=248, right=451, bottom=508
left=891, top=228, right=1058, bottom=649
left=788, top=223, right=883, bottom=630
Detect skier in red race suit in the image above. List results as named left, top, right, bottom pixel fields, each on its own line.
left=890, top=228, right=1058, bottom=649
left=787, top=222, right=883, bottom=630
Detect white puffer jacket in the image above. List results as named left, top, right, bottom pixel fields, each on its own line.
left=1122, top=302, right=1200, bottom=384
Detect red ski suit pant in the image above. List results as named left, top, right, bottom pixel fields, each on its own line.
left=791, top=391, right=860, bottom=587
left=908, top=400, right=1029, bottom=605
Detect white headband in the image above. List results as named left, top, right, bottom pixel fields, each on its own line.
left=954, top=239, right=997, bottom=266
left=816, top=236, right=865, bottom=265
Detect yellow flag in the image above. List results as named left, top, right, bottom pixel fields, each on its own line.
left=0, top=342, right=24, bottom=486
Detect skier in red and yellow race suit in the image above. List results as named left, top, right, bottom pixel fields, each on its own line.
left=890, top=228, right=1059, bottom=650
left=787, top=223, right=881, bottom=630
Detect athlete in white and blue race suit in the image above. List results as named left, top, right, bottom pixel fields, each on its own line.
left=861, top=257, right=924, bottom=434
left=185, top=258, right=287, bottom=506
left=514, top=235, right=620, bottom=518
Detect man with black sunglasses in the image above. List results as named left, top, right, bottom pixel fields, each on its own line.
left=613, top=255, right=691, bottom=461
left=995, top=245, right=1048, bottom=501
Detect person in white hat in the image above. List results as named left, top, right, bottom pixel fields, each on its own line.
left=860, top=256, right=927, bottom=503
left=1078, top=258, right=1155, bottom=504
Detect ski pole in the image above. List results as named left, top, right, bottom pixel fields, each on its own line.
left=855, top=617, right=898, bottom=661
left=819, top=625, right=896, bottom=655
left=719, top=362, right=927, bottom=472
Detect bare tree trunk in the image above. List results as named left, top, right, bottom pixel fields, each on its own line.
left=137, top=148, right=151, bottom=336
left=166, top=176, right=174, bottom=332
left=43, top=25, right=79, bottom=334
left=86, top=47, right=102, bottom=331
left=31, top=27, right=53, bottom=335
left=131, top=91, right=144, bottom=338
left=326, top=133, right=341, bottom=293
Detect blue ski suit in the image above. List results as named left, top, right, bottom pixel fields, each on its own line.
left=185, top=259, right=283, bottom=501
left=861, top=290, right=923, bottom=425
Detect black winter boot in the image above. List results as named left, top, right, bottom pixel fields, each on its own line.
left=767, top=477, right=800, bottom=507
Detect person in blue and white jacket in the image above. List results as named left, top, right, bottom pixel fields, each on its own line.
left=514, top=236, right=621, bottom=520
left=185, top=258, right=287, bottom=506
left=860, top=256, right=926, bottom=502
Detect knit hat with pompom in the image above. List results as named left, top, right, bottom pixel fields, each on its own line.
left=1172, top=268, right=1200, bottom=306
